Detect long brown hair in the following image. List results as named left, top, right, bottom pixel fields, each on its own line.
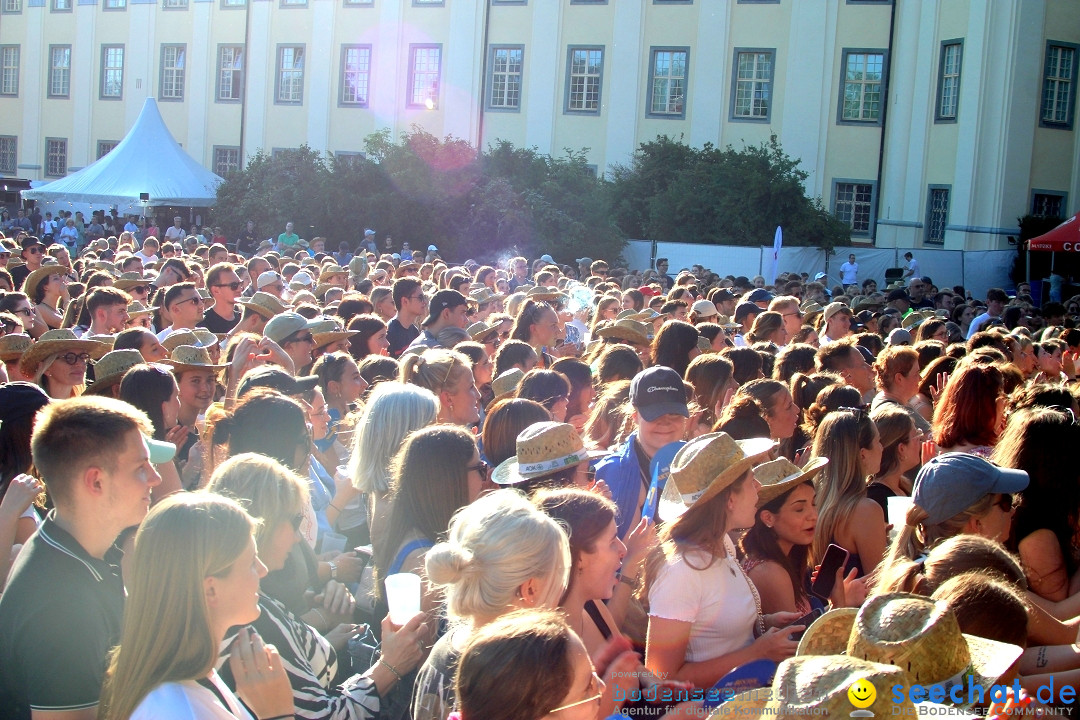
left=740, top=481, right=813, bottom=607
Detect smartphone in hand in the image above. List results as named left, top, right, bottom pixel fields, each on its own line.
left=810, top=544, right=850, bottom=600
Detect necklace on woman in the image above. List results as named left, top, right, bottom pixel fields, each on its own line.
left=731, top=549, right=766, bottom=637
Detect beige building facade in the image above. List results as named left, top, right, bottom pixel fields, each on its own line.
left=0, top=0, right=1077, bottom=250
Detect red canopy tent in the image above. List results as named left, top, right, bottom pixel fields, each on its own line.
left=1026, top=212, right=1080, bottom=252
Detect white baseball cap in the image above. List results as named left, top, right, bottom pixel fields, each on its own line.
left=257, top=271, right=282, bottom=289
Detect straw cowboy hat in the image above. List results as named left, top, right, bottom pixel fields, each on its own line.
left=754, top=456, right=829, bottom=508
left=796, top=593, right=1022, bottom=706
left=595, top=319, right=651, bottom=346
left=113, top=272, right=150, bottom=290
left=525, top=286, right=566, bottom=303
left=0, top=333, right=33, bottom=362
left=19, top=329, right=109, bottom=376
left=658, top=432, right=776, bottom=522
left=238, top=291, right=288, bottom=321
left=491, top=368, right=525, bottom=401
left=716, top=655, right=973, bottom=719
left=467, top=320, right=501, bottom=343
left=318, top=263, right=348, bottom=281
left=469, top=288, right=503, bottom=306
left=126, top=301, right=157, bottom=318
left=21, top=264, right=68, bottom=300
left=85, top=349, right=144, bottom=395
left=714, top=314, right=740, bottom=331
left=163, top=345, right=228, bottom=373
left=160, top=330, right=217, bottom=353
left=310, top=318, right=357, bottom=350
left=492, top=421, right=607, bottom=486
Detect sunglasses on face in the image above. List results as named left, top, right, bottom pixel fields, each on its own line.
left=214, top=281, right=243, bottom=292
left=59, top=352, right=90, bottom=365
left=129, top=285, right=149, bottom=295
left=26, top=247, right=42, bottom=255
left=996, top=493, right=1016, bottom=513
left=289, top=333, right=315, bottom=345
left=290, top=513, right=305, bottom=532
left=14, top=307, right=34, bottom=317
left=174, top=296, right=204, bottom=308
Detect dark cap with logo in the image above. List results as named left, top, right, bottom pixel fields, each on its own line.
left=630, top=366, right=689, bottom=421
left=422, top=290, right=468, bottom=326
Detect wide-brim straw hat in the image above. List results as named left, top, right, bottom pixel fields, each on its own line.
left=313, top=329, right=357, bottom=349
left=85, top=349, right=144, bottom=394
left=658, top=432, right=776, bottom=522
left=714, top=314, right=740, bottom=331
left=596, top=319, right=651, bottom=346
left=467, top=320, right=501, bottom=343
left=795, top=593, right=1022, bottom=707
left=755, top=456, right=829, bottom=508
left=0, top=333, right=33, bottom=362
left=19, top=329, right=109, bottom=376
left=319, top=263, right=348, bottom=280
left=21, top=264, right=69, bottom=300
left=238, top=291, right=288, bottom=320
left=127, top=301, right=157, bottom=318
left=113, top=272, right=150, bottom=290
left=491, top=368, right=525, bottom=400
left=492, top=421, right=607, bottom=485
left=313, top=282, right=343, bottom=299
left=525, top=286, right=566, bottom=303
left=160, top=330, right=214, bottom=352
left=716, top=655, right=974, bottom=719
left=902, top=310, right=936, bottom=330
left=163, top=344, right=228, bottom=372
left=469, top=288, right=503, bottom=305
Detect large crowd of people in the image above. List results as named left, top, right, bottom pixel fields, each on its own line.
left=0, top=223, right=1078, bottom=720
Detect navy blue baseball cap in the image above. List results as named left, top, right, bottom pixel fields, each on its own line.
left=630, top=366, right=689, bottom=422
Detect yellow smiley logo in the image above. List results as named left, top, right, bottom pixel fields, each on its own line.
left=848, top=678, right=876, bottom=709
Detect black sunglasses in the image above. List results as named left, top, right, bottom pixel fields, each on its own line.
left=214, top=281, right=243, bottom=292
left=467, top=460, right=491, bottom=476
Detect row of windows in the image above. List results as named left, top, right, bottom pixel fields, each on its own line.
left=0, top=0, right=892, bottom=9
left=833, top=181, right=949, bottom=244
left=0, top=39, right=1074, bottom=126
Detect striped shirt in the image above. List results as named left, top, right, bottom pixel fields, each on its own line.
left=220, top=593, right=381, bottom=720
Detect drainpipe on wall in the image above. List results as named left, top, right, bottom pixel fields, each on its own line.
left=872, top=0, right=897, bottom=248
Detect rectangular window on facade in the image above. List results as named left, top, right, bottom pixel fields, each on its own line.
left=214, top=146, right=241, bottom=175
left=413, top=0, right=444, bottom=5
left=104, top=0, right=126, bottom=8
left=48, top=46, right=71, bottom=98
left=160, top=45, right=186, bottom=100
left=926, top=187, right=949, bottom=245
left=163, top=0, right=187, bottom=8
left=1, top=0, right=21, bottom=13
left=341, top=45, right=371, bottom=106
left=936, top=41, right=962, bottom=121
left=97, top=140, right=118, bottom=159
left=46, top=138, right=66, bottom=177
left=335, top=151, right=366, bottom=168
left=101, top=45, right=124, bottom=99
left=52, top=0, right=72, bottom=11
left=840, top=50, right=885, bottom=123
left=217, top=45, right=243, bottom=102
left=280, top=0, right=306, bottom=6
left=0, top=136, right=16, bottom=174
left=1042, top=43, right=1077, bottom=128
left=408, top=45, right=441, bottom=108
left=276, top=45, right=305, bottom=104
left=834, top=182, right=874, bottom=235
left=1032, top=193, right=1065, bottom=218
left=343, top=0, right=373, bottom=5
left=488, top=45, right=523, bottom=110
left=0, top=46, right=19, bottom=96
left=731, top=49, right=773, bottom=121
left=566, top=46, right=603, bottom=114
left=649, top=48, right=687, bottom=117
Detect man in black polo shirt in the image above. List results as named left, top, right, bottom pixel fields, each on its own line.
left=0, top=397, right=172, bottom=720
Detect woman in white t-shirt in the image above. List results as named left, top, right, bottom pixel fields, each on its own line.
left=98, top=493, right=295, bottom=720
left=643, top=432, right=803, bottom=689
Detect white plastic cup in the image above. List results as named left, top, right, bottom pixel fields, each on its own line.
left=384, top=572, right=422, bottom=626
left=320, top=530, right=347, bottom=555
left=887, top=496, right=914, bottom=529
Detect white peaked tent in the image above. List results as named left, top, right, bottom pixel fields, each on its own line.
left=22, top=98, right=223, bottom=210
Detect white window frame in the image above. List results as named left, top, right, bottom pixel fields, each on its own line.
left=0, top=46, right=19, bottom=96
left=487, top=45, right=523, bottom=111
left=276, top=45, right=305, bottom=104
left=214, top=146, right=241, bottom=176
left=832, top=181, right=876, bottom=237
left=217, top=45, right=243, bottom=103
left=48, top=45, right=71, bottom=99
left=565, top=46, right=603, bottom=115
left=101, top=45, right=124, bottom=99
left=1041, top=42, right=1078, bottom=129
left=407, top=44, right=441, bottom=109
left=838, top=49, right=886, bottom=125
left=935, top=40, right=962, bottom=122
left=925, top=186, right=950, bottom=245
left=160, top=44, right=186, bottom=101
left=730, top=48, right=773, bottom=121
left=97, top=140, right=118, bottom=159
left=340, top=45, right=371, bottom=107
left=648, top=47, right=688, bottom=118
